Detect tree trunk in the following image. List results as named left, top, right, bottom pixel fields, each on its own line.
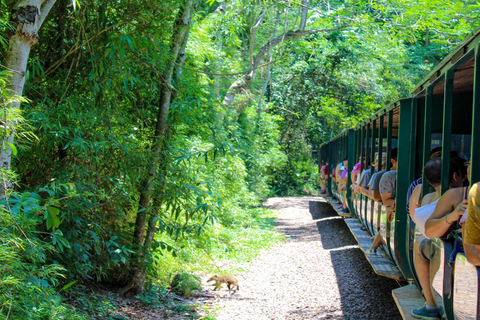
left=257, top=11, right=281, bottom=113
left=299, top=0, right=309, bottom=31
left=120, top=0, right=193, bottom=296
left=222, top=26, right=344, bottom=108
left=1, top=0, right=57, bottom=183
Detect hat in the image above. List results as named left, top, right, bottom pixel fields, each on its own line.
left=351, top=162, right=361, bottom=174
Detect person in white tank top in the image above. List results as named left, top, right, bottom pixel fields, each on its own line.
left=410, top=156, right=468, bottom=320
left=410, top=159, right=441, bottom=319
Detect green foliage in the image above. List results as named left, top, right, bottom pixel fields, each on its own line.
left=0, top=196, right=85, bottom=319
left=170, top=272, right=202, bottom=298
left=150, top=206, right=283, bottom=290
left=1, top=0, right=480, bottom=316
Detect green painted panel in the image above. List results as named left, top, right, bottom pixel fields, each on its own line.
left=471, top=44, right=480, bottom=184
left=396, top=98, right=414, bottom=280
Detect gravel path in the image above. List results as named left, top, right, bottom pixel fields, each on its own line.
left=211, top=196, right=402, bottom=320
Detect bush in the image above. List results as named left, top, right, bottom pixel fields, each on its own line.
left=170, top=272, right=202, bottom=298
left=0, top=193, right=85, bottom=319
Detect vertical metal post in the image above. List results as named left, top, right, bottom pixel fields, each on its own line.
left=358, top=126, right=365, bottom=223
left=372, top=119, right=378, bottom=172
left=378, top=115, right=384, bottom=170
left=441, top=69, right=454, bottom=195
left=422, top=86, right=434, bottom=197
left=396, top=98, right=415, bottom=280
left=370, top=119, right=378, bottom=233
left=347, top=130, right=356, bottom=211
left=366, top=124, right=371, bottom=166
left=406, top=98, right=420, bottom=286
left=471, top=44, right=480, bottom=184
left=360, top=126, right=364, bottom=168
left=365, top=124, right=371, bottom=224
left=409, top=98, right=419, bottom=180
left=387, top=110, right=393, bottom=171
left=327, top=141, right=333, bottom=196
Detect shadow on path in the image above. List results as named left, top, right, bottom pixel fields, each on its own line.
left=308, top=200, right=402, bottom=320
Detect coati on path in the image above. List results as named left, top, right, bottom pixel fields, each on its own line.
left=207, top=274, right=239, bottom=293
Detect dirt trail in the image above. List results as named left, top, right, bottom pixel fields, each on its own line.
left=210, top=196, right=402, bottom=320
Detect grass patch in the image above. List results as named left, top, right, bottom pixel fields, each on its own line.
left=150, top=206, right=284, bottom=286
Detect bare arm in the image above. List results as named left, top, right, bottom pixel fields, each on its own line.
left=372, top=189, right=382, bottom=202
left=381, top=192, right=395, bottom=207
left=409, top=184, right=422, bottom=221
left=425, top=188, right=465, bottom=239
left=359, top=185, right=370, bottom=197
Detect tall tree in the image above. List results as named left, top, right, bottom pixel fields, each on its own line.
left=1, top=0, right=58, bottom=180
left=120, top=0, right=195, bottom=295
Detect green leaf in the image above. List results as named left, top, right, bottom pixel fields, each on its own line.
left=5, top=142, right=17, bottom=156
left=46, top=206, right=60, bottom=229
left=39, top=187, right=55, bottom=196
left=125, top=35, right=135, bottom=52
left=61, top=280, right=77, bottom=291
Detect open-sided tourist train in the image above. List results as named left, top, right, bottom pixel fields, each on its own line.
left=319, top=27, right=480, bottom=319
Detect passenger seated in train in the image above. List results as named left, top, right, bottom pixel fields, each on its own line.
left=329, top=163, right=335, bottom=180
left=334, top=161, right=342, bottom=186
left=379, top=148, right=398, bottom=208
left=424, top=157, right=469, bottom=239
left=350, top=160, right=362, bottom=193
left=463, top=181, right=480, bottom=266
left=335, top=158, right=349, bottom=209
left=366, top=149, right=397, bottom=253
left=406, top=148, right=450, bottom=217
left=319, top=162, right=328, bottom=194
left=358, top=153, right=378, bottom=197
left=410, top=157, right=467, bottom=320
left=409, top=158, right=443, bottom=320
left=338, top=157, right=348, bottom=191
left=366, top=153, right=387, bottom=202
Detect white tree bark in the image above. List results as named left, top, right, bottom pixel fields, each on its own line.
left=2, top=0, right=57, bottom=172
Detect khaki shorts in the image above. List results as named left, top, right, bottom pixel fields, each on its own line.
left=419, top=238, right=436, bottom=262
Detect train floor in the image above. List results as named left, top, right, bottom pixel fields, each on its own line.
left=210, top=196, right=402, bottom=320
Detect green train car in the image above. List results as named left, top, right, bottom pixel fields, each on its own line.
left=319, top=27, right=480, bottom=319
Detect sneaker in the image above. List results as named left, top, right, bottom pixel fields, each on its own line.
left=366, top=248, right=377, bottom=254
left=411, top=305, right=441, bottom=320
